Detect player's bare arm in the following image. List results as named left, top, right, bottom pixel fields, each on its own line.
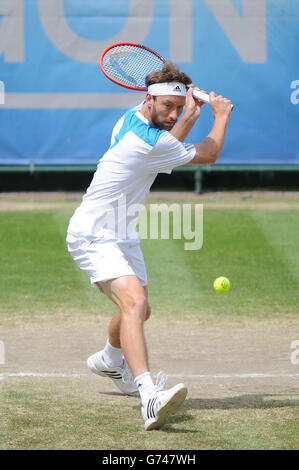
left=187, top=91, right=232, bottom=165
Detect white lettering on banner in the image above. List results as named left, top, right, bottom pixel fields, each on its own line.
left=205, top=0, right=267, bottom=63
left=169, top=0, right=192, bottom=62
left=0, top=1, right=267, bottom=66
left=37, top=0, right=155, bottom=63
left=0, top=0, right=24, bottom=62
left=290, top=80, right=299, bottom=105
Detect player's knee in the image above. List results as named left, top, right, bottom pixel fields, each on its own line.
left=122, top=293, right=147, bottom=319
left=131, top=295, right=148, bottom=316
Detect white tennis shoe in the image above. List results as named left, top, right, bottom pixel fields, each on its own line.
left=141, top=383, right=188, bottom=430
left=87, top=350, right=139, bottom=397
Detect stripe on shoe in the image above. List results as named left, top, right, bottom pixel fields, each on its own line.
left=102, top=371, right=122, bottom=379
left=147, top=397, right=158, bottom=419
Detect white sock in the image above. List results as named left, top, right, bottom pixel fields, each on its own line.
left=134, top=372, right=156, bottom=403
left=103, top=340, right=123, bottom=367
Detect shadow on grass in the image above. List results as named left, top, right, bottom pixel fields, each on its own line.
left=183, top=394, right=299, bottom=410
left=100, top=392, right=299, bottom=434
left=142, top=394, right=299, bottom=433
left=161, top=413, right=199, bottom=434
left=99, top=391, right=138, bottom=397
left=104, top=392, right=299, bottom=409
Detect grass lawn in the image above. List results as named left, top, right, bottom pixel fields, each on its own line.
left=0, top=206, right=298, bottom=323
left=1, top=379, right=298, bottom=450
left=0, top=200, right=298, bottom=450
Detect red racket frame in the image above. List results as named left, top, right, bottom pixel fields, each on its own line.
left=100, top=42, right=166, bottom=91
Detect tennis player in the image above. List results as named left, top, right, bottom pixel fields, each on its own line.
left=66, top=62, right=232, bottom=430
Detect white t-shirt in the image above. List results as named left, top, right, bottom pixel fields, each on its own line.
left=67, top=103, right=196, bottom=240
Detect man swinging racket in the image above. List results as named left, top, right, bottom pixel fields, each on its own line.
left=66, top=61, right=232, bottom=431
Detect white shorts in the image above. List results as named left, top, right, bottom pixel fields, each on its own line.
left=66, top=232, right=148, bottom=289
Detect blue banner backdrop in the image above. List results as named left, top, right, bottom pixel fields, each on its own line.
left=0, top=0, right=298, bottom=166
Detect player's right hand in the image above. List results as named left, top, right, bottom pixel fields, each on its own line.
left=185, top=85, right=206, bottom=120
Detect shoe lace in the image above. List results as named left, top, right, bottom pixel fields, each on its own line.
left=155, top=370, right=167, bottom=392
left=122, top=360, right=168, bottom=393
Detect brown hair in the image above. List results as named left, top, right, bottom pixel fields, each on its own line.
left=145, top=61, right=192, bottom=88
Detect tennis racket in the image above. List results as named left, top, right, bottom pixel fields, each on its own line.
left=100, top=42, right=234, bottom=111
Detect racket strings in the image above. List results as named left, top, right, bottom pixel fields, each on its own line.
left=102, top=45, right=164, bottom=89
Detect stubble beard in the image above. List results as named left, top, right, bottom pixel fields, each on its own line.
left=150, top=104, right=175, bottom=131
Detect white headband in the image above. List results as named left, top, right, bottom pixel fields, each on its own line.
left=147, top=82, right=187, bottom=97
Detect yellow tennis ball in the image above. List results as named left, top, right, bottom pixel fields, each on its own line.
left=213, top=276, right=230, bottom=293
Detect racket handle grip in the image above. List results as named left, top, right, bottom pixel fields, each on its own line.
left=192, top=88, right=234, bottom=111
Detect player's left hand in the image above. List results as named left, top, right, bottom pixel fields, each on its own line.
left=209, top=91, right=232, bottom=118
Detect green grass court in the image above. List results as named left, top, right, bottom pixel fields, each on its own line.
left=0, top=192, right=298, bottom=449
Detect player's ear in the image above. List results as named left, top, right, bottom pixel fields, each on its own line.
left=146, top=93, right=154, bottom=108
